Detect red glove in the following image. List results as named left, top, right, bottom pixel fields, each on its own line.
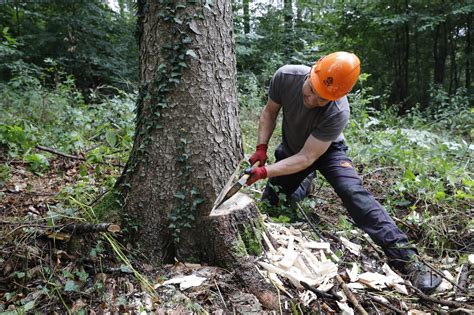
left=248, top=144, right=268, bottom=166
left=245, top=166, right=267, bottom=186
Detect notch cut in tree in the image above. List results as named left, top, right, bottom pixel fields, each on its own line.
left=114, top=1, right=279, bottom=309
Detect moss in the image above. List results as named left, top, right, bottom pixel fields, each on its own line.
left=92, top=190, right=122, bottom=223
left=232, top=234, right=249, bottom=258
left=241, top=225, right=262, bottom=256
left=238, top=217, right=265, bottom=257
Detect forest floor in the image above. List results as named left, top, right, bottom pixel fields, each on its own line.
left=1, top=152, right=473, bottom=314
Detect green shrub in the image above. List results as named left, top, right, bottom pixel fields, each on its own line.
left=24, top=153, right=49, bottom=173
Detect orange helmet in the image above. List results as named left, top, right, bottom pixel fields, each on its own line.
left=310, top=51, right=361, bottom=101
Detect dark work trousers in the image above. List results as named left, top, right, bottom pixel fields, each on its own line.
left=262, top=141, right=415, bottom=269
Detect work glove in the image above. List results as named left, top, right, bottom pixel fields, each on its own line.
left=248, top=144, right=268, bottom=166
left=245, top=166, right=267, bottom=186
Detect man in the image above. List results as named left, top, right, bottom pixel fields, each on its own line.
left=244, top=51, right=441, bottom=294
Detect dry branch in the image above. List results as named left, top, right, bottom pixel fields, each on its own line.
left=55, top=223, right=121, bottom=234
left=406, top=281, right=474, bottom=310
left=335, top=274, right=368, bottom=315
left=35, top=145, right=124, bottom=167
left=455, top=263, right=469, bottom=299
left=36, top=145, right=85, bottom=161
left=365, top=295, right=404, bottom=314
left=300, top=281, right=341, bottom=300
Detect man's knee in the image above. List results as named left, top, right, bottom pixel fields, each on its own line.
left=334, top=183, right=377, bottom=219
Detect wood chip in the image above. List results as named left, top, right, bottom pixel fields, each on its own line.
left=337, top=301, right=355, bottom=315
left=161, top=275, right=206, bottom=290
left=301, top=241, right=330, bottom=250
left=347, top=263, right=359, bottom=282
left=340, top=237, right=362, bottom=256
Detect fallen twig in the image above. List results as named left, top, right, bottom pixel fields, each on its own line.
left=406, top=281, right=474, bottom=310
left=335, top=274, right=368, bottom=315
left=365, top=295, right=403, bottom=314
left=300, top=281, right=341, bottom=301
left=35, top=145, right=124, bottom=167
left=36, top=145, right=85, bottom=161
left=296, top=203, right=327, bottom=242
left=88, top=189, right=111, bottom=208
left=393, top=216, right=419, bottom=234
left=455, top=263, right=469, bottom=299
left=213, top=278, right=227, bottom=309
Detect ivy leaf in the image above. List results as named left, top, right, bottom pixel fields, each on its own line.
left=105, top=129, right=117, bottom=147
left=174, top=192, right=186, bottom=200
left=24, top=300, right=35, bottom=311
left=193, top=199, right=204, bottom=208
left=186, top=49, right=197, bottom=59
left=120, top=264, right=132, bottom=273
left=64, top=280, right=80, bottom=292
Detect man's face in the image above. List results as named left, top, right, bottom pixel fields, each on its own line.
left=302, top=77, right=331, bottom=108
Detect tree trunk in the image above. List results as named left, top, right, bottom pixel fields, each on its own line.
left=449, top=26, right=457, bottom=94
left=403, top=0, right=409, bottom=107
left=14, top=1, right=20, bottom=37
left=117, top=0, right=243, bottom=263
left=466, top=13, right=471, bottom=90
left=243, top=0, right=250, bottom=34
left=434, top=21, right=448, bottom=86
left=284, top=0, right=293, bottom=33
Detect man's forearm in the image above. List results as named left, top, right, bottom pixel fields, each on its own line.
left=265, top=153, right=313, bottom=177
left=264, top=135, right=331, bottom=178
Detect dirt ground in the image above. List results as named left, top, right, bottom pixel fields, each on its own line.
left=1, top=157, right=472, bottom=314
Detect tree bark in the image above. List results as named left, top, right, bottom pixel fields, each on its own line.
left=117, top=0, right=243, bottom=263
left=404, top=0, right=409, bottom=107
left=283, top=0, right=293, bottom=58
left=434, top=20, right=448, bottom=86
left=243, top=0, right=250, bottom=34
left=449, top=25, right=457, bottom=94
left=466, top=13, right=471, bottom=90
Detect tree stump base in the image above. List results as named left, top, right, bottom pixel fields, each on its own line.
left=201, top=192, right=280, bottom=310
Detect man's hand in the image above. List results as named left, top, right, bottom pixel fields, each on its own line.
left=245, top=166, right=267, bottom=185
left=249, top=144, right=268, bottom=166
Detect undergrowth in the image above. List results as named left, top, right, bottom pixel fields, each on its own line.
left=0, top=65, right=472, bottom=312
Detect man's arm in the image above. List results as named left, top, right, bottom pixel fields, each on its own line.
left=257, top=98, right=281, bottom=145
left=265, top=135, right=331, bottom=177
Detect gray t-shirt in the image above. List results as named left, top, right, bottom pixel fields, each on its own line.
left=268, top=65, right=350, bottom=155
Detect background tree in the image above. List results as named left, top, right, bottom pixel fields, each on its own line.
left=0, top=0, right=137, bottom=91
left=232, top=0, right=472, bottom=114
